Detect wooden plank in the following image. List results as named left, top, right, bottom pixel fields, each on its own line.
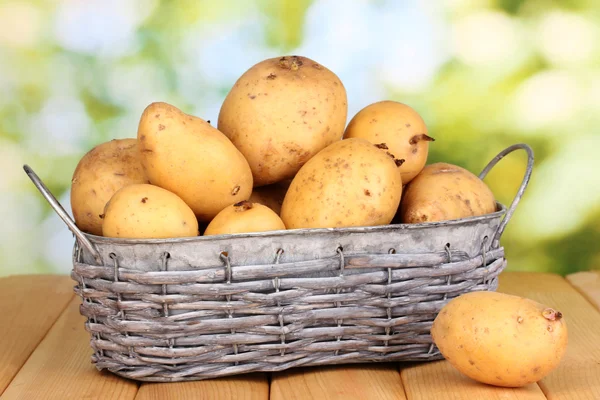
left=566, top=271, right=600, bottom=311
left=135, top=374, right=269, bottom=400
left=0, top=275, right=74, bottom=395
left=1, top=296, right=138, bottom=400
left=401, top=360, right=546, bottom=400
left=270, top=364, right=406, bottom=400
left=499, top=272, right=600, bottom=400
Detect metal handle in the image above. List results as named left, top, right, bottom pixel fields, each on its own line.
left=478, top=143, right=534, bottom=248
left=23, top=164, right=103, bottom=265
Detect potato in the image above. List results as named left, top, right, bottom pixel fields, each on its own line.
left=248, top=180, right=291, bottom=215
left=137, top=102, right=253, bottom=222
left=102, top=183, right=198, bottom=239
left=70, top=138, right=148, bottom=236
left=217, top=55, right=348, bottom=187
left=280, top=138, right=403, bottom=229
left=431, top=291, right=568, bottom=388
left=399, top=162, right=496, bottom=223
left=204, top=201, right=286, bottom=236
left=343, top=100, right=434, bottom=184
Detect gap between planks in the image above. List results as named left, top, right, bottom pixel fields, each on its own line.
left=566, top=271, right=600, bottom=312
left=0, top=275, right=74, bottom=396
left=270, top=363, right=407, bottom=400
left=0, top=296, right=139, bottom=400
left=134, top=373, right=269, bottom=400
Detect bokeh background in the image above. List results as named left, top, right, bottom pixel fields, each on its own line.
left=1, top=0, right=599, bottom=277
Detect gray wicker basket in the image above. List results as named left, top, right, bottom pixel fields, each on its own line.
left=24, top=143, right=533, bottom=382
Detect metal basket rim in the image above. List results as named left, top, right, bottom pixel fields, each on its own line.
left=81, top=202, right=507, bottom=246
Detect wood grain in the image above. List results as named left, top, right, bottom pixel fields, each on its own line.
left=1, top=296, right=138, bottom=400
left=271, top=364, right=406, bottom=400
left=499, top=272, right=600, bottom=400
left=0, top=275, right=74, bottom=395
left=401, top=360, right=546, bottom=400
left=566, top=271, right=600, bottom=311
left=135, top=374, right=269, bottom=400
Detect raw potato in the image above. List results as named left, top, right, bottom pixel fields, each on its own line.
left=281, top=138, right=403, bottom=229
left=431, top=291, right=568, bottom=388
left=102, top=184, right=198, bottom=239
left=137, top=102, right=253, bottom=222
left=400, top=162, right=496, bottom=223
left=248, top=180, right=291, bottom=215
left=344, top=100, right=434, bottom=184
left=204, top=201, right=286, bottom=236
left=218, top=55, right=348, bottom=187
left=70, top=138, right=148, bottom=236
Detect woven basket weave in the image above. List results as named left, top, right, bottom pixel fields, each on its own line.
left=25, top=143, right=533, bottom=382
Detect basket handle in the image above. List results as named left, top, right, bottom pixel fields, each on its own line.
left=23, top=164, right=103, bottom=265
left=478, top=143, right=534, bottom=248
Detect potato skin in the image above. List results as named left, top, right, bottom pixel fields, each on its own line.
left=280, top=138, right=403, bottom=229
left=344, top=101, right=433, bottom=184
left=217, top=55, right=348, bottom=187
left=137, top=102, right=253, bottom=222
left=70, top=138, right=148, bottom=236
left=102, top=184, right=198, bottom=239
left=400, top=162, right=496, bottom=223
left=204, top=201, right=286, bottom=236
left=431, top=291, right=568, bottom=388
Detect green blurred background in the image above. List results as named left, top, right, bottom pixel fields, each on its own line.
left=1, top=0, right=598, bottom=277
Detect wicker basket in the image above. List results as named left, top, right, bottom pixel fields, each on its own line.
left=24, top=143, right=533, bottom=382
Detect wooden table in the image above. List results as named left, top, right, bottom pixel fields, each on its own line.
left=1, top=271, right=599, bottom=399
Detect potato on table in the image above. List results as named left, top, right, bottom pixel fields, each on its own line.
left=431, top=291, right=568, bottom=388
left=70, top=138, right=148, bottom=236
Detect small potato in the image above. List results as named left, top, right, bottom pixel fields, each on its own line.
left=248, top=180, right=291, bottom=215
left=218, top=55, right=348, bottom=186
left=70, top=138, right=148, bottom=236
left=400, top=162, right=496, bottom=223
left=431, top=291, right=568, bottom=388
left=204, top=201, right=286, bottom=236
left=138, top=102, right=253, bottom=222
left=344, top=100, right=434, bottom=184
left=102, top=184, right=198, bottom=239
left=281, top=138, right=403, bottom=229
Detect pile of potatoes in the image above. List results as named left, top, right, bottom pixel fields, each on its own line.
left=70, top=55, right=498, bottom=239
left=68, top=55, right=567, bottom=388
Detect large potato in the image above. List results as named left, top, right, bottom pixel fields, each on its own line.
left=431, top=291, right=568, bottom=388
left=70, top=138, right=148, bottom=236
left=343, top=100, right=434, bottom=184
left=204, top=201, right=286, bottom=236
left=102, top=183, right=198, bottom=239
left=218, top=55, right=348, bottom=186
left=137, top=102, right=253, bottom=222
left=399, top=162, right=496, bottom=223
left=280, top=138, right=403, bottom=229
